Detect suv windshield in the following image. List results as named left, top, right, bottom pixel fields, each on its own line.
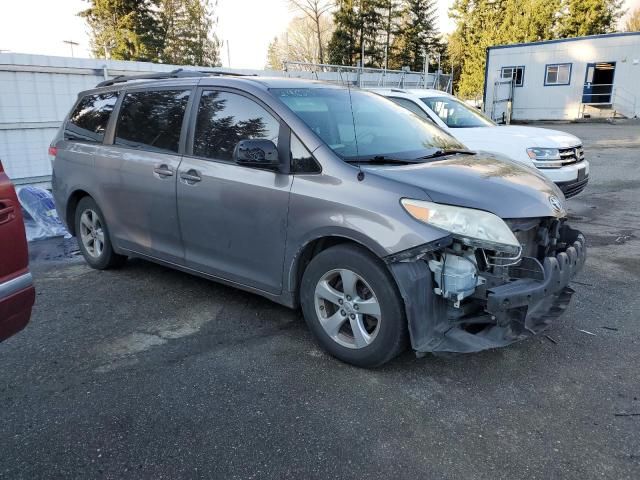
left=271, top=88, right=464, bottom=161
left=421, top=96, right=495, bottom=128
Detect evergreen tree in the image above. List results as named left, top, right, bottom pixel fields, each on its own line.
left=81, top=0, right=220, bottom=66
left=328, top=0, right=386, bottom=67
left=391, top=0, right=440, bottom=71
left=359, top=0, right=386, bottom=67
left=80, top=0, right=162, bottom=61
left=498, top=0, right=561, bottom=42
left=158, top=0, right=220, bottom=66
left=328, top=0, right=359, bottom=65
left=448, top=0, right=564, bottom=99
left=558, top=0, right=623, bottom=37
left=379, top=0, right=403, bottom=69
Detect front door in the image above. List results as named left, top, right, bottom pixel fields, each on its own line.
left=582, top=62, right=616, bottom=104
left=104, top=88, right=192, bottom=263
left=177, top=89, right=292, bottom=294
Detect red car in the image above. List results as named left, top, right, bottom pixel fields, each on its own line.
left=0, top=159, right=35, bottom=341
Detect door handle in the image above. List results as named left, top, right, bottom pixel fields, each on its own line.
left=0, top=204, right=15, bottom=225
left=153, top=164, right=174, bottom=178
left=180, top=170, right=202, bottom=184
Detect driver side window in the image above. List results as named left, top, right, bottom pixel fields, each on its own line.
left=193, top=91, right=280, bottom=161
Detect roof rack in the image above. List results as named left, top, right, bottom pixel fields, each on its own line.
left=96, top=68, right=255, bottom=88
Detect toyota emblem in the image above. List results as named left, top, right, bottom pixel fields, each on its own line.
left=549, top=195, right=563, bottom=213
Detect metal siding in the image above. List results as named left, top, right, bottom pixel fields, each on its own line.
left=484, top=34, right=640, bottom=121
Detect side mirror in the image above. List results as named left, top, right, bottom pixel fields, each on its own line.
left=233, top=139, right=280, bottom=169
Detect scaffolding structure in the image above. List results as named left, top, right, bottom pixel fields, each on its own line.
left=282, top=61, right=452, bottom=92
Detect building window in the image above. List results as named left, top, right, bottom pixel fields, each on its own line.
left=545, top=63, right=572, bottom=86
left=501, top=66, right=524, bottom=87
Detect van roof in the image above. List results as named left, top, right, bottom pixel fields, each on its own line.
left=81, top=73, right=347, bottom=98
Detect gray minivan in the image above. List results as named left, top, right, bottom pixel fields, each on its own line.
left=51, top=70, right=586, bottom=367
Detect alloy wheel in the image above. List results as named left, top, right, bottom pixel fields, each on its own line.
left=79, top=209, right=105, bottom=258
left=313, top=268, right=382, bottom=349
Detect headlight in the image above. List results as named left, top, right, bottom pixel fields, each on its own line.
left=400, top=199, right=521, bottom=255
left=527, top=147, right=560, bottom=160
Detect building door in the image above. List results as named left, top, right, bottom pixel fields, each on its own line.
left=582, top=62, right=616, bottom=104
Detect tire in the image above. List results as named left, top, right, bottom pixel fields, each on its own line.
left=74, top=196, right=126, bottom=270
left=300, top=244, right=408, bottom=368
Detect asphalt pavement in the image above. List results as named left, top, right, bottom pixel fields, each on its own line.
left=1, top=121, right=639, bottom=479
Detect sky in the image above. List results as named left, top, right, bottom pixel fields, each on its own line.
left=0, top=0, right=638, bottom=69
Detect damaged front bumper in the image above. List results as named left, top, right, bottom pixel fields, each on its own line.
left=389, top=227, right=587, bottom=354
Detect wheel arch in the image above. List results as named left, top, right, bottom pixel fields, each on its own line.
left=287, top=233, right=388, bottom=307
left=65, top=189, right=93, bottom=236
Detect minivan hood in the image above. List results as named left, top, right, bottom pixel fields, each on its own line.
left=363, top=154, right=565, bottom=219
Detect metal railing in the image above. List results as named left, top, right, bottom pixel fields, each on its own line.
left=282, top=61, right=452, bottom=92
left=581, top=83, right=615, bottom=105
left=490, top=79, right=515, bottom=124
left=613, top=85, right=637, bottom=118
left=580, top=83, right=638, bottom=119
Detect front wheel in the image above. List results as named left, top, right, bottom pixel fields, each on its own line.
left=75, top=196, right=126, bottom=270
left=300, top=244, right=408, bottom=368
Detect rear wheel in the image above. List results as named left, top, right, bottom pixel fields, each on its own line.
left=75, top=196, right=126, bottom=270
left=300, top=244, right=408, bottom=368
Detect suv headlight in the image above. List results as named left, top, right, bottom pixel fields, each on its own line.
left=400, top=199, right=521, bottom=255
left=527, top=147, right=560, bottom=160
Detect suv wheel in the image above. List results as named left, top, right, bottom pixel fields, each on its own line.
left=75, top=196, right=126, bottom=269
left=300, top=244, right=408, bottom=367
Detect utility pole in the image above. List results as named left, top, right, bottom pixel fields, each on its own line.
left=422, top=47, right=429, bottom=88
left=63, top=40, right=79, bottom=58
left=226, top=40, right=231, bottom=68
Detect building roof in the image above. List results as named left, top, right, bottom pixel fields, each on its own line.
left=488, top=31, right=640, bottom=51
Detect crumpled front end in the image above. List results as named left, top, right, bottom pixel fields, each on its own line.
left=388, top=218, right=586, bottom=354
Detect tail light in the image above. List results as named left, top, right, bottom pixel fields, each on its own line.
left=48, top=146, right=57, bottom=165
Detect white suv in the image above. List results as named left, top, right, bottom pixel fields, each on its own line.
left=372, top=89, right=589, bottom=198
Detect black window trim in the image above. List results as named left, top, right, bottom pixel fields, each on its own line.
left=64, top=91, right=120, bottom=145
left=287, top=128, right=322, bottom=175
left=184, top=86, right=290, bottom=174
left=105, top=85, right=196, bottom=155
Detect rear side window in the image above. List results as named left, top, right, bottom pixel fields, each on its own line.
left=65, top=92, right=118, bottom=143
left=193, top=91, right=280, bottom=161
left=115, top=90, right=190, bottom=153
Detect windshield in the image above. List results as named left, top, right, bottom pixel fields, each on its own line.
left=271, top=88, right=465, bottom=161
left=421, top=96, right=495, bottom=128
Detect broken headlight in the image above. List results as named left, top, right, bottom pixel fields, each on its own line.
left=400, top=199, right=521, bottom=255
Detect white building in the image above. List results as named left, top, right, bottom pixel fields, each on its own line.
left=483, top=32, right=640, bottom=122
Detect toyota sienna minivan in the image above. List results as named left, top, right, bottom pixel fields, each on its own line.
left=51, top=70, right=586, bottom=367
